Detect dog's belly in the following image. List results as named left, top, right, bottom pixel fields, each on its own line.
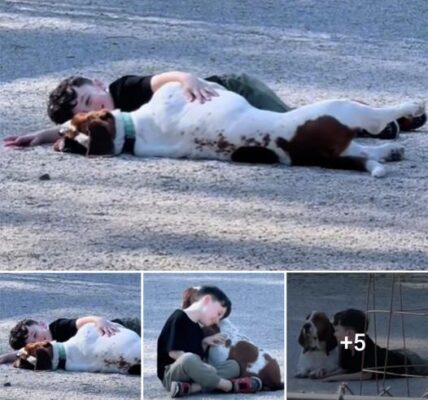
left=133, top=83, right=294, bottom=161
left=297, top=348, right=339, bottom=374
left=65, top=324, right=140, bottom=373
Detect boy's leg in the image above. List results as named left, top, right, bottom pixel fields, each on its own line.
left=162, top=353, right=224, bottom=392
left=111, top=318, right=141, bottom=335
left=206, top=73, right=293, bottom=112
left=216, top=359, right=241, bottom=380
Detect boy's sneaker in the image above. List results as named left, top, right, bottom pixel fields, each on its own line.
left=397, top=113, right=427, bottom=132
left=231, top=376, right=263, bottom=393
left=170, top=381, right=191, bottom=398
left=358, top=121, right=399, bottom=140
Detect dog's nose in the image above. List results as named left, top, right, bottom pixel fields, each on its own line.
left=303, top=323, right=311, bottom=332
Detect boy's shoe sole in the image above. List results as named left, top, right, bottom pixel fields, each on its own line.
left=170, top=381, right=191, bottom=398
left=231, top=376, right=263, bottom=393
left=358, top=121, right=399, bottom=140
left=397, top=113, right=427, bottom=131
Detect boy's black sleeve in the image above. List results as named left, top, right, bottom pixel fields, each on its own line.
left=109, top=75, right=154, bottom=112
left=49, top=318, right=78, bottom=342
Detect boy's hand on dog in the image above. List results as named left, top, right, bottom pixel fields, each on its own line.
left=202, top=333, right=226, bottom=347
left=95, top=318, right=120, bottom=337
left=182, top=74, right=218, bottom=104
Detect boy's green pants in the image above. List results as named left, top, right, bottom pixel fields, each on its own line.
left=206, top=73, right=292, bottom=113
left=162, top=353, right=240, bottom=392
left=112, top=317, right=141, bottom=336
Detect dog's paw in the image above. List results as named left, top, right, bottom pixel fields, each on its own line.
left=294, top=372, right=308, bottom=379
left=383, top=145, right=405, bottom=162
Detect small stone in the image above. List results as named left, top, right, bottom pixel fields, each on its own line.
left=4, top=382, right=11, bottom=387
left=39, top=173, right=51, bottom=181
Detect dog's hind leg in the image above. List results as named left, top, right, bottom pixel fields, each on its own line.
left=341, top=140, right=405, bottom=162
left=321, top=100, right=426, bottom=135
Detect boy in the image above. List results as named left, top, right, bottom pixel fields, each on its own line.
left=0, top=315, right=140, bottom=364
left=3, top=71, right=290, bottom=148
left=157, top=286, right=262, bottom=398
left=5, top=71, right=422, bottom=147
left=324, top=309, right=423, bottom=381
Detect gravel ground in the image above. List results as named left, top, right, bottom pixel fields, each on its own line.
left=287, top=273, right=428, bottom=397
left=0, top=0, right=427, bottom=270
left=0, top=273, right=141, bottom=400
left=143, top=272, right=284, bottom=399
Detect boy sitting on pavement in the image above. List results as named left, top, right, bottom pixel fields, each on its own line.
left=157, top=285, right=262, bottom=398
left=5, top=71, right=422, bottom=148
left=0, top=315, right=140, bottom=364
left=323, top=308, right=428, bottom=381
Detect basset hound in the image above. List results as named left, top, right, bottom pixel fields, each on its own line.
left=296, top=311, right=341, bottom=379
left=14, top=322, right=141, bottom=375
left=182, top=287, right=284, bottom=391
left=55, top=80, right=425, bottom=177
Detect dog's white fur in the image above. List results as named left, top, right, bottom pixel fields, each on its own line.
left=103, top=81, right=425, bottom=177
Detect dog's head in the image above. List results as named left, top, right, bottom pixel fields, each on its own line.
left=14, top=341, right=53, bottom=370
left=54, top=109, right=116, bottom=156
left=298, top=311, right=337, bottom=355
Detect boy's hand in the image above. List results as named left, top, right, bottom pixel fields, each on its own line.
left=95, top=318, right=120, bottom=337
left=202, top=333, right=226, bottom=347
left=3, top=133, right=42, bottom=147
left=182, top=74, right=218, bottom=104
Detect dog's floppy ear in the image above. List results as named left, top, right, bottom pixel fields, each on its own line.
left=34, top=346, right=52, bottom=371
left=298, top=329, right=308, bottom=353
left=325, top=323, right=338, bottom=355
left=87, top=120, right=114, bottom=156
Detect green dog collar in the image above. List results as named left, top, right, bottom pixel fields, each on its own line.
left=121, top=112, right=136, bottom=140
left=56, top=342, right=66, bottom=369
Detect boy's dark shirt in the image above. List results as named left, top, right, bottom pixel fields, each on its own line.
left=340, top=335, right=408, bottom=377
left=157, top=309, right=204, bottom=381
left=108, top=74, right=223, bottom=112
left=109, top=75, right=154, bottom=112
left=49, top=318, right=78, bottom=342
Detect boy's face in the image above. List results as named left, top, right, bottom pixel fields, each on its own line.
left=72, top=80, right=114, bottom=114
left=334, top=323, right=355, bottom=344
left=199, top=296, right=227, bottom=327
left=25, top=321, right=52, bottom=344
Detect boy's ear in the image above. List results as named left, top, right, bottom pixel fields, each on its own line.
left=93, top=79, right=107, bottom=91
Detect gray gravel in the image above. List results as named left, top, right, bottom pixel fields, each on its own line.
left=0, top=273, right=141, bottom=400
left=0, top=0, right=427, bottom=269
left=143, top=273, right=284, bottom=399
left=287, top=273, right=428, bottom=397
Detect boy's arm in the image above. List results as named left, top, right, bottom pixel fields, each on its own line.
left=4, top=126, right=61, bottom=147
left=75, top=316, right=120, bottom=337
left=322, top=371, right=373, bottom=382
left=0, top=351, right=19, bottom=364
left=150, top=71, right=218, bottom=103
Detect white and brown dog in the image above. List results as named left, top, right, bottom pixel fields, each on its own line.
left=56, top=80, right=426, bottom=177
left=182, top=287, right=283, bottom=391
left=14, top=322, right=141, bottom=375
left=296, top=311, right=340, bottom=379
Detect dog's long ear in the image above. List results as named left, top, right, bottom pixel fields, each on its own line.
left=87, top=120, right=114, bottom=156
left=325, top=323, right=338, bottom=355
left=182, top=287, right=199, bottom=309
left=298, top=329, right=308, bottom=352
left=34, top=345, right=53, bottom=371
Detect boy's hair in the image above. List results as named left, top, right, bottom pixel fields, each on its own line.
left=9, top=319, right=38, bottom=350
left=47, top=76, right=93, bottom=124
left=333, top=309, right=368, bottom=334
left=197, top=286, right=232, bottom=319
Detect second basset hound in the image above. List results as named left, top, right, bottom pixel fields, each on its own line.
left=55, top=80, right=426, bottom=177
left=182, top=287, right=284, bottom=391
